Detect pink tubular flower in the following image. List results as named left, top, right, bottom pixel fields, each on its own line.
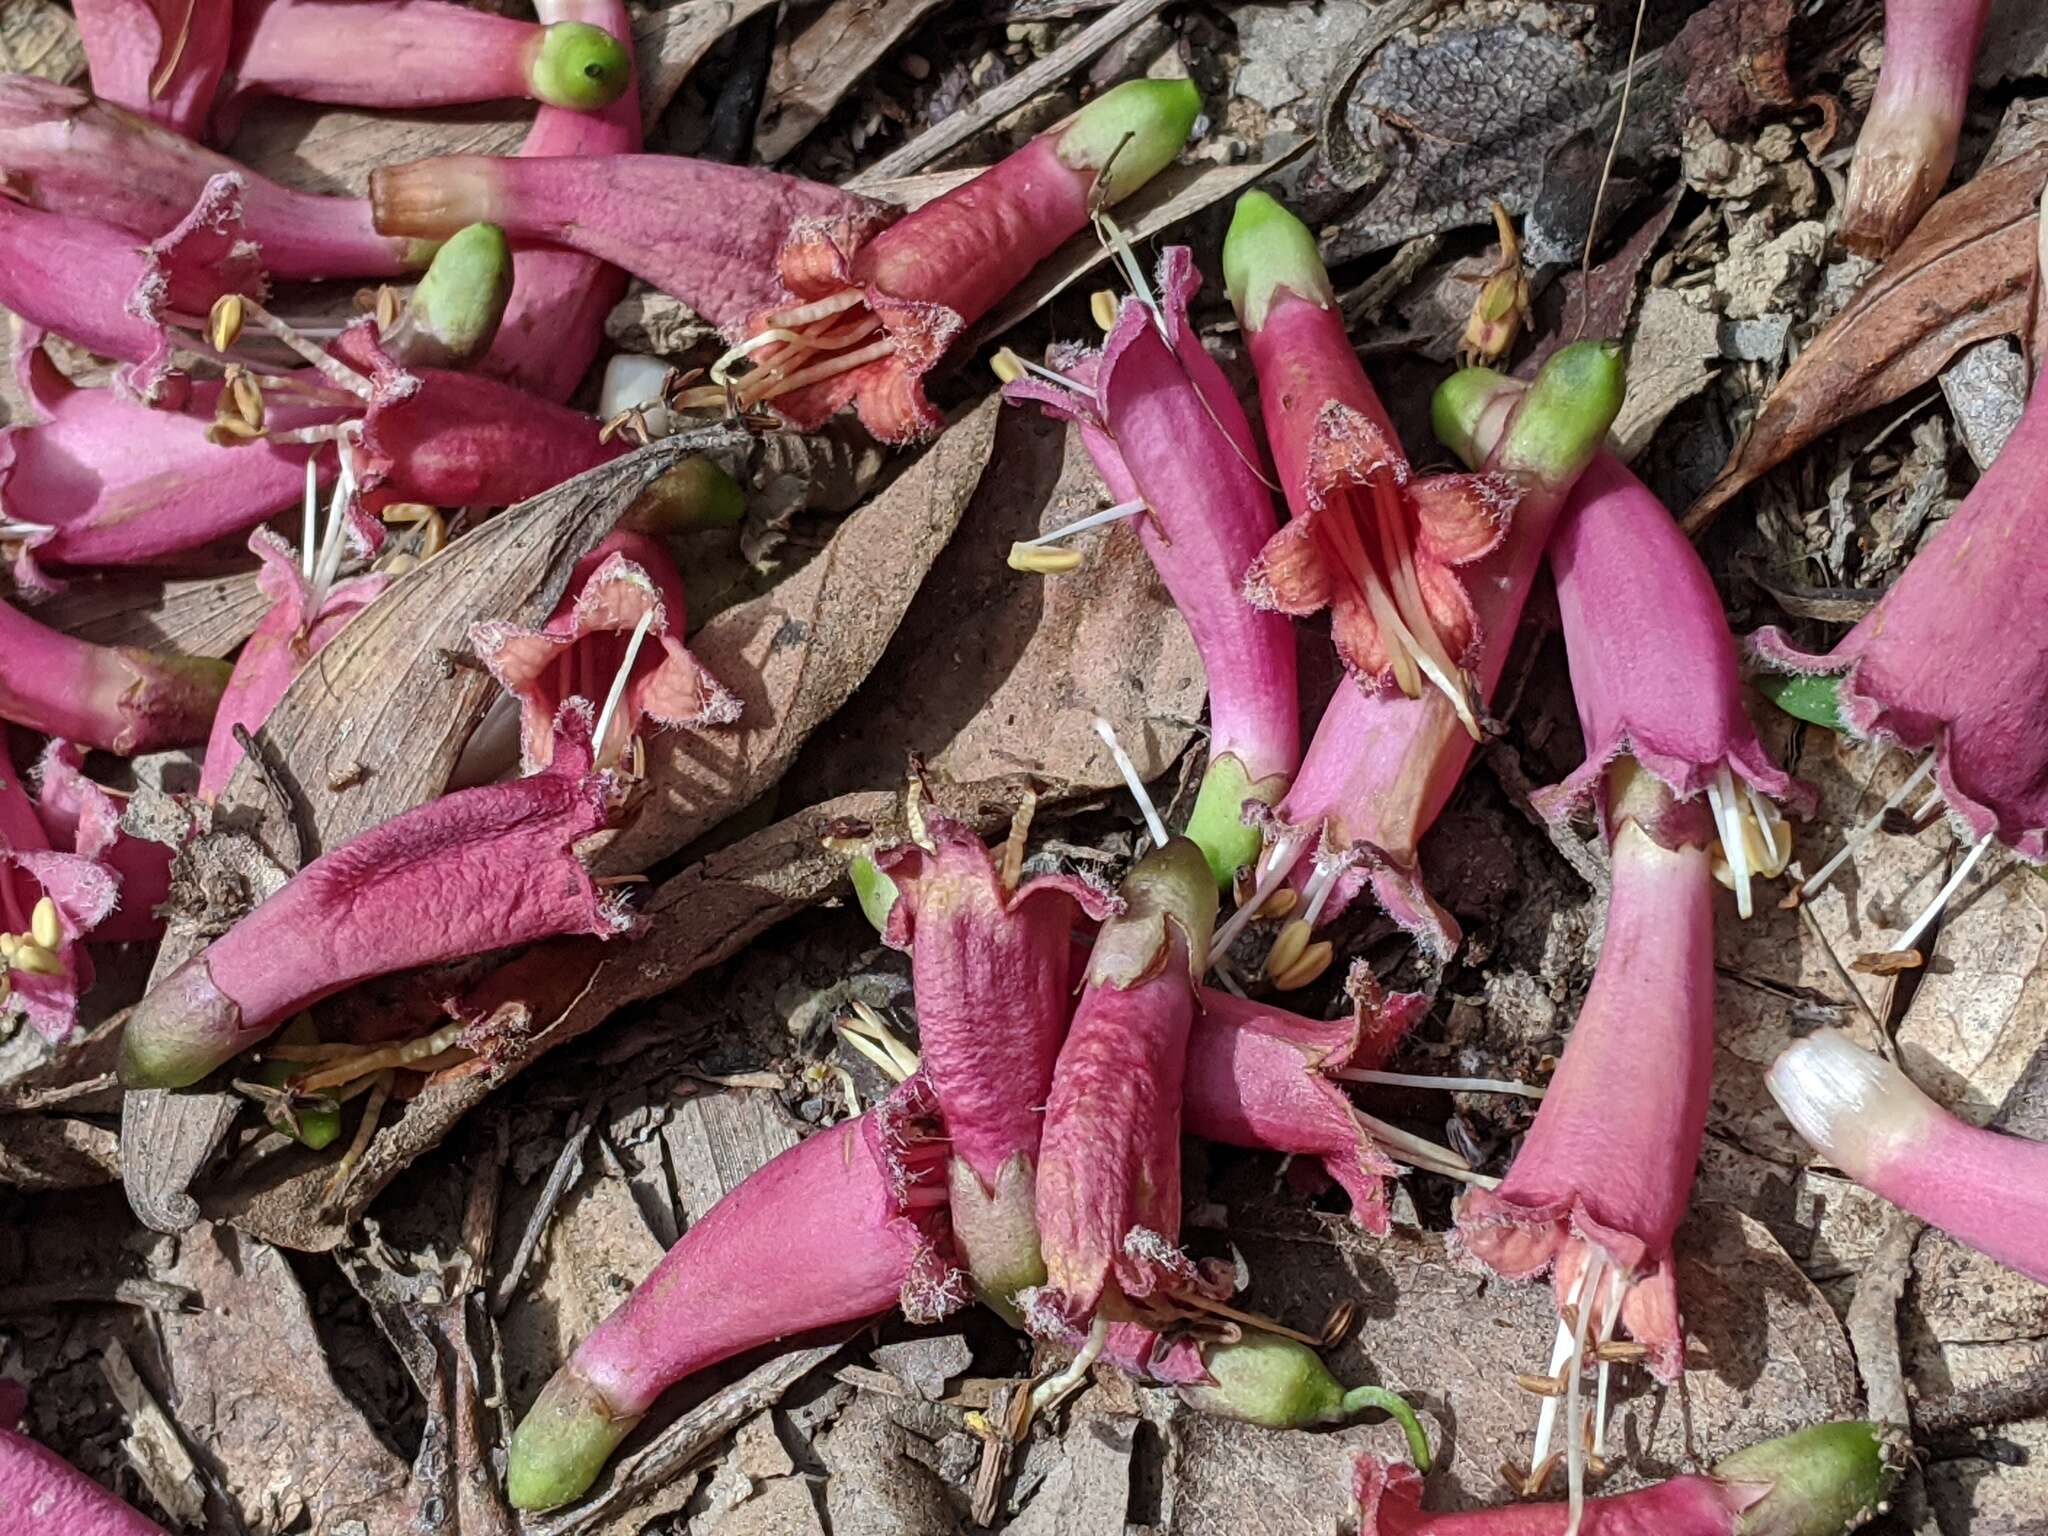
left=873, top=810, right=1118, bottom=1304
left=1181, top=963, right=1429, bottom=1233
left=1839, top=0, right=1992, bottom=258
left=1355, top=1421, right=1898, bottom=1536
left=3, top=742, right=117, bottom=1042
left=1033, top=837, right=1223, bottom=1325
left=504, top=1077, right=967, bottom=1512
left=0, top=174, right=264, bottom=402
left=0, top=593, right=229, bottom=755
left=217, top=0, right=631, bottom=131
left=72, top=0, right=231, bottom=140
left=1227, top=192, right=1518, bottom=736
left=1752, top=219, right=2048, bottom=861
left=478, top=0, right=640, bottom=402
left=1454, top=765, right=1717, bottom=1520
left=370, top=77, right=1201, bottom=442
left=471, top=529, right=736, bottom=773
left=34, top=739, right=172, bottom=943
left=199, top=528, right=391, bottom=798
left=1768, top=1030, right=2048, bottom=1286
left=1543, top=454, right=1812, bottom=917
left=1216, top=341, right=1625, bottom=961
left=0, top=1414, right=170, bottom=1535
left=0, top=342, right=322, bottom=587
left=0, top=76, right=427, bottom=279
left=116, top=706, right=630, bottom=1089
left=1003, top=246, right=1299, bottom=886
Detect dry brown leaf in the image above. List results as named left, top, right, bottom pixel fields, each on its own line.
left=595, top=395, right=1000, bottom=874
left=1685, top=144, right=2048, bottom=535
left=147, top=1222, right=413, bottom=1532
left=0, top=0, right=83, bottom=82
left=754, top=0, right=950, bottom=164
left=228, top=99, right=530, bottom=197
left=785, top=406, right=1203, bottom=804
left=38, top=569, right=269, bottom=659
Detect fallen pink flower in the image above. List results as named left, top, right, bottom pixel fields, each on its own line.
left=72, top=0, right=230, bottom=140
left=1769, top=1030, right=2048, bottom=1286
left=0, top=76, right=428, bottom=279
left=471, top=528, right=735, bottom=773
left=1003, top=245, right=1298, bottom=886
left=1033, top=835, right=1223, bottom=1328
left=1455, top=764, right=1718, bottom=1520
left=1227, top=192, right=1517, bottom=736
left=217, top=0, right=631, bottom=132
left=1181, top=963, right=1429, bottom=1233
left=34, top=739, right=172, bottom=942
left=117, top=705, right=630, bottom=1089
left=199, top=526, right=391, bottom=798
left=0, top=341, right=323, bottom=587
left=0, top=173, right=264, bottom=402
left=0, top=1411, right=171, bottom=1535
left=478, top=0, right=640, bottom=401
left=0, top=592, right=229, bottom=755
left=873, top=809, right=1117, bottom=1306
left=504, top=1077, right=967, bottom=1511
left=370, top=76, right=1200, bottom=441
left=1218, top=340, right=1625, bottom=962
left=1753, top=212, right=2048, bottom=863
left=1839, top=0, right=1992, bottom=258
left=1544, top=453, right=1812, bottom=917
left=1355, top=1421, right=1899, bottom=1536
left=3, top=741, right=118, bottom=1041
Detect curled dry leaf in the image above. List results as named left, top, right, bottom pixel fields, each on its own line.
left=120, top=433, right=745, bottom=1235
left=785, top=406, right=1204, bottom=804
left=1685, top=142, right=2048, bottom=534
left=595, top=395, right=1000, bottom=874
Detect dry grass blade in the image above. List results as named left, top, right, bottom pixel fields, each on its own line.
left=1684, top=142, right=2048, bottom=535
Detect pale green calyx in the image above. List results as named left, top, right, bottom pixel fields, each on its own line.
left=848, top=854, right=900, bottom=934
left=1718, top=1421, right=1902, bottom=1536
left=627, top=457, right=750, bottom=534
left=506, top=1369, right=637, bottom=1511
left=1055, top=77, right=1201, bottom=207
left=1087, top=837, right=1218, bottom=987
left=527, top=21, right=632, bottom=112
left=1183, top=753, right=1289, bottom=888
left=1432, top=339, right=1625, bottom=484
left=1222, top=190, right=1335, bottom=332
left=389, top=221, right=512, bottom=367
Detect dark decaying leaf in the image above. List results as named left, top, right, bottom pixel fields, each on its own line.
left=753, top=0, right=950, bottom=164
left=119, top=433, right=744, bottom=1235
left=1685, top=143, right=2048, bottom=534
left=595, top=396, right=1000, bottom=874
left=636, top=0, right=782, bottom=134
left=785, top=406, right=1203, bottom=805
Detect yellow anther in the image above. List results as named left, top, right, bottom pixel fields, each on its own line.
left=12, top=941, right=62, bottom=976
left=381, top=553, right=419, bottom=578
left=30, top=896, right=60, bottom=951
left=206, top=417, right=263, bottom=446
left=228, top=368, right=265, bottom=431
left=989, top=347, right=1026, bottom=385
left=1007, top=543, right=1085, bottom=575
left=374, top=284, right=401, bottom=333
left=379, top=502, right=436, bottom=525
left=209, top=293, right=246, bottom=352
left=1090, top=289, right=1120, bottom=331
left=1264, top=917, right=1312, bottom=980
left=1271, top=940, right=1334, bottom=992
left=1259, top=886, right=1300, bottom=921
left=0, top=932, right=18, bottom=960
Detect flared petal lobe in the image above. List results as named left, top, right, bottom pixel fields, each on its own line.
left=34, top=739, right=173, bottom=942
left=3, top=747, right=118, bottom=1042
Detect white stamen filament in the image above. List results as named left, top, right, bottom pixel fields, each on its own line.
left=1209, top=828, right=1313, bottom=966
left=1013, top=354, right=1087, bottom=392
left=763, top=288, right=866, bottom=331
left=1529, top=1266, right=1588, bottom=1471
left=1017, top=498, right=1147, bottom=549
left=0, top=519, right=55, bottom=540
left=1706, top=766, right=1754, bottom=919
left=591, top=607, right=657, bottom=756
left=1745, top=780, right=1783, bottom=872
left=1592, top=1282, right=1624, bottom=1457
left=1562, top=1251, right=1606, bottom=1536
left=1093, top=716, right=1169, bottom=850
left=709, top=327, right=806, bottom=387
left=1030, top=1314, right=1108, bottom=1414
left=1299, top=853, right=1357, bottom=931
left=241, top=297, right=374, bottom=400
left=1794, top=755, right=1938, bottom=903
left=1351, top=1108, right=1472, bottom=1172
left=1890, top=835, right=1996, bottom=955
left=299, top=457, right=319, bottom=581
left=306, top=442, right=358, bottom=614
left=1334, top=1068, right=1546, bottom=1099
left=1094, top=211, right=1169, bottom=344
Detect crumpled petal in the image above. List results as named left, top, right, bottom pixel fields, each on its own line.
left=471, top=529, right=737, bottom=772
left=34, top=740, right=173, bottom=943
left=73, top=0, right=232, bottom=140
left=199, top=529, right=392, bottom=798
left=2, top=752, right=118, bottom=1043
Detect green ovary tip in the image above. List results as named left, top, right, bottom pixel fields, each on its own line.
left=506, top=1369, right=637, bottom=1511
left=1184, top=754, right=1288, bottom=888
left=1222, top=190, right=1335, bottom=331
left=527, top=20, right=632, bottom=111
left=1433, top=339, right=1625, bottom=481
left=848, top=855, right=899, bottom=933
left=1057, top=77, right=1201, bottom=206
